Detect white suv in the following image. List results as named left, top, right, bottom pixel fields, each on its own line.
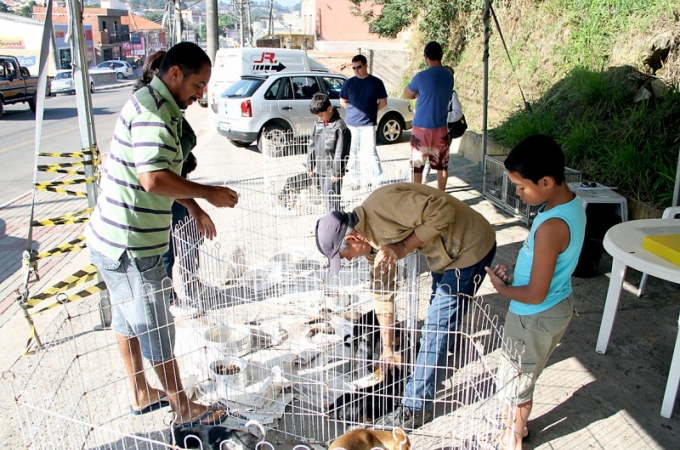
left=215, top=72, right=413, bottom=156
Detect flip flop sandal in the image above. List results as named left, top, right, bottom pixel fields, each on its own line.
left=176, top=409, right=228, bottom=428
left=129, top=395, right=170, bottom=416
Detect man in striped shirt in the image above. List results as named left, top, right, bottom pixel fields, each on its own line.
left=86, top=42, right=238, bottom=427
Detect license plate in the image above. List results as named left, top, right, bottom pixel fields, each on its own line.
left=219, top=123, right=230, bottom=132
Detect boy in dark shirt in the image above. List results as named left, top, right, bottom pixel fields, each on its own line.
left=307, top=93, right=351, bottom=212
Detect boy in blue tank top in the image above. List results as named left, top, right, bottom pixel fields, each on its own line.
left=485, top=134, right=586, bottom=450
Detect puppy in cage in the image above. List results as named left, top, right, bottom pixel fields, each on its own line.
left=329, top=427, right=410, bottom=450
left=315, top=182, right=497, bottom=430
left=485, top=135, right=586, bottom=450
left=331, top=310, right=414, bottom=423
left=278, top=168, right=322, bottom=209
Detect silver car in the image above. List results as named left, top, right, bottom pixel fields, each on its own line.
left=50, top=70, right=95, bottom=95
left=94, top=60, right=134, bottom=79
left=215, top=72, right=413, bottom=156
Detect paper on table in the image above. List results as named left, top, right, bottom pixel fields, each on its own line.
left=638, top=226, right=680, bottom=236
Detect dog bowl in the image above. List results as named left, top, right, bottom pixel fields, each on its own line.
left=209, top=357, right=248, bottom=396
left=204, top=325, right=252, bottom=357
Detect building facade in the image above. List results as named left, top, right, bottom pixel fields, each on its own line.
left=33, top=6, right=130, bottom=64
left=122, top=14, right=167, bottom=63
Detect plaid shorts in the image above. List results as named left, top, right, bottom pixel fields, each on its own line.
left=410, top=126, right=450, bottom=171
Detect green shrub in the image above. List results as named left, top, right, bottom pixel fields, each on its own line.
left=493, top=66, right=680, bottom=209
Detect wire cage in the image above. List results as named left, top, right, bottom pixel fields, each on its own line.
left=483, top=153, right=582, bottom=225
left=7, top=145, right=522, bottom=449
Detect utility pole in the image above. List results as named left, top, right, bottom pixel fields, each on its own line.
left=245, top=0, right=252, bottom=46
left=174, top=0, right=183, bottom=45
left=268, top=0, right=273, bottom=36
left=165, top=1, right=174, bottom=46
left=237, top=0, right=245, bottom=47
left=206, top=0, right=218, bottom=62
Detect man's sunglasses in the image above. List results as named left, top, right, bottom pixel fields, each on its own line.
left=352, top=65, right=364, bottom=70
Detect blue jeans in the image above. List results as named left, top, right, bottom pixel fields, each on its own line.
left=403, top=243, right=497, bottom=411
left=90, top=248, right=175, bottom=362
left=320, top=175, right=342, bottom=213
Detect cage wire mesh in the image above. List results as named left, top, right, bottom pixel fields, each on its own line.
left=7, top=145, right=521, bottom=449
left=483, top=153, right=582, bottom=225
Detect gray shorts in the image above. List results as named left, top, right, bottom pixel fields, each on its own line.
left=90, top=248, right=175, bottom=362
left=497, top=295, right=575, bottom=404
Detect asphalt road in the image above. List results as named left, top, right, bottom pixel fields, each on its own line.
left=0, top=89, right=130, bottom=205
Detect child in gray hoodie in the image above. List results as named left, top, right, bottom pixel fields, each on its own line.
left=307, top=92, right=352, bottom=212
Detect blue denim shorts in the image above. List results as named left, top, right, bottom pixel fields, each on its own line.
left=90, top=248, right=175, bottom=362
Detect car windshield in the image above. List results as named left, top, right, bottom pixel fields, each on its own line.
left=222, top=79, right=264, bottom=98
left=54, top=72, right=72, bottom=79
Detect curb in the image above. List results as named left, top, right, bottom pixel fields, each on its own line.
left=94, top=81, right=137, bottom=92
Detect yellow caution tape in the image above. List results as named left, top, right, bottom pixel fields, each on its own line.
left=31, top=207, right=94, bottom=227
left=27, top=281, right=107, bottom=315
left=24, top=264, right=100, bottom=306
left=35, top=177, right=98, bottom=187
left=38, top=151, right=88, bottom=158
left=35, top=236, right=86, bottom=260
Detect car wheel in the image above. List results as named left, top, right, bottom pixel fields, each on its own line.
left=70, top=90, right=76, bottom=95
left=28, top=95, right=36, bottom=112
left=258, top=123, right=291, bottom=157
left=377, top=113, right=404, bottom=144
left=229, top=139, right=253, bottom=148
left=116, top=72, right=124, bottom=80
left=90, top=82, right=95, bottom=93
left=0, top=101, right=4, bottom=118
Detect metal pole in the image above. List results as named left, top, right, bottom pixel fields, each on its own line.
left=67, top=0, right=111, bottom=329
left=206, top=0, right=218, bottom=62
left=175, top=0, right=183, bottom=44
left=268, top=0, right=274, bottom=36
left=673, top=147, right=680, bottom=207
left=164, top=2, right=173, bottom=47
left=238, top=0, right=245, bottom=47
left=482, top=0, right=491, bottom=174
left=245, top=0, right=252, bottom=46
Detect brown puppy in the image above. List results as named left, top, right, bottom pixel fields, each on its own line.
left=328, top=427, right=410, bottom=450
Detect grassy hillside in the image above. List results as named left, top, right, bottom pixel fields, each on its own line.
left=435, top=0, right=680, bottom=209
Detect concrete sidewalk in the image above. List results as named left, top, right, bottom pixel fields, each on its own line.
left=1, top=105, right=679, bottom=448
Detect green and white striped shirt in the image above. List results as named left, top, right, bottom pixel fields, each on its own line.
left=86, top=76, right=185, bottom=259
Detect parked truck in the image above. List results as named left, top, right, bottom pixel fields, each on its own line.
left=0, top=55, right=39, bottom=118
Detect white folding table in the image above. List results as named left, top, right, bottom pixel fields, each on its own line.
left=596, top=219, right=680, bottom=418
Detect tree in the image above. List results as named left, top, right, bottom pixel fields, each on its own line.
left=198, top=14, right=236, bottom=40
left=218, top=14, right=236, bottom=31
left=18, top=0, right=37, bottom=17
left=349, top=0, right=465, bottom=47
left=0, top=1, right=10, bottom=13
left=144, top=11, right=165, bottom=24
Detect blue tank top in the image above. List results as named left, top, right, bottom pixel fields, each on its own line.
left=509, top=195, right=586, bottom=316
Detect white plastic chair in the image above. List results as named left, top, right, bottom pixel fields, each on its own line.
left=637, top=206, right=680, bottom=296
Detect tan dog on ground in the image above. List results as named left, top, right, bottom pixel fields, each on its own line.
left=328, top=427, right=410, bottom=450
